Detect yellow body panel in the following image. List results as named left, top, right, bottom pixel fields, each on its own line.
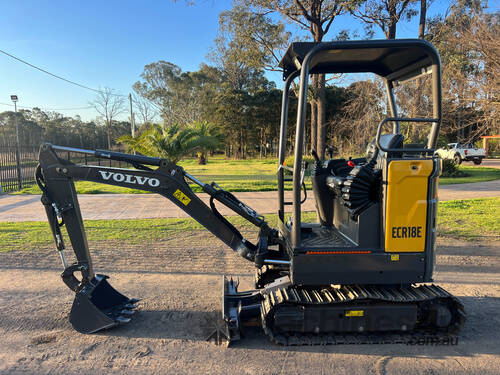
left=385, top=160, right=433, bottom=252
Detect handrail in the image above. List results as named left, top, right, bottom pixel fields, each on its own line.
left=375, top=117, right=439, bottom=153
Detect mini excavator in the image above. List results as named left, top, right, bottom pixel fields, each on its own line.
left=37, top=40, right=465, bottom=345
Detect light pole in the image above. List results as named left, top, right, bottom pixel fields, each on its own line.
left=10, top=95, right=22, bottom=190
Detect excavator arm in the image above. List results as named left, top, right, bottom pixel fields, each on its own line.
left=37, top=143, right=283, bottom=334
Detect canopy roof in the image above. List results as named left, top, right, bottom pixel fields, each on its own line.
left=278, top=39, right=440, bottom=82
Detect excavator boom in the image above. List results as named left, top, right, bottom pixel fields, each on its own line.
left=37, top=143, right=283, bottom=334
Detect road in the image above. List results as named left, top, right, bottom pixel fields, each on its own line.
left=478, top=159, right=500, bottom=169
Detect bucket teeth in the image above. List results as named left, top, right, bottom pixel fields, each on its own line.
left=120, top=309, right=136, bottom=316
left=128, top=298, right=141, bottom=304
left=115, top=316, right=132, bottom=324
left=124, top=303, right=138, bottom=309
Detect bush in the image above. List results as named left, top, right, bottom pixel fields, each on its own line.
left=441, top=159, right=468, bottom=177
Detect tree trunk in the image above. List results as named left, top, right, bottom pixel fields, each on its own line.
left=388, top=22, right=397, bottom=39
left=418, top=0, right=427, bottom=39
left=310, top=75, right=318, bottom=154
left=260, top=128, right=264, bottom=158
left=310, top=101, right=317, bottom=154
left=311, top=21, right=326, bottom=160
left=411, top=0, right=427, bottom=143
left=106, top=120, right=112, bottom=149
left=239, top=128, right=243, bottom=159
left=263, top=132, right=267, bottom=157
left=197, top=152, right=206, bottom=165
left=317, top=74, right=327, bottom=160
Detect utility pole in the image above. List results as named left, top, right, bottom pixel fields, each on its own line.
left=129, top=93, right=135, bottom=138
left=129, top=93, right=136, bottom=154
left=11, top=95, right=22, bottom=190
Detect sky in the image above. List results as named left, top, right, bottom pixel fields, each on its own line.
left=0, top=0, right=460, bottom=122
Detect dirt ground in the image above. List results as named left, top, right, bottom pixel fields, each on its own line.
left=0, top=232, right=499, bottom=375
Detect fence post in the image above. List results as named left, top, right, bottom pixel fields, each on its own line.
left=15, top=144, right=22, bottom=190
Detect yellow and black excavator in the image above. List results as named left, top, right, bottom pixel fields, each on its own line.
left=37, top=39, right=465, bottom=345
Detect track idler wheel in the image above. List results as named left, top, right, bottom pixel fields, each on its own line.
left=69, top=274, right=139, bottom=334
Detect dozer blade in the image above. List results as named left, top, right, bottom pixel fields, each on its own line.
left=69, top=274, right=138, bottom=334
left=219, top=276, right=262, bottom=344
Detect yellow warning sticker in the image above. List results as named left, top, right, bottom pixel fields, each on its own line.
left=345, top=310, right=364, bottom=317
left=173, top=189, right=191, bottom=206
left=391, top=254, right=400, bottom=261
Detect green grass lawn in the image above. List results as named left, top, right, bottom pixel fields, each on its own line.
left=1, top=198, right=498, bottom=252
left=12, top=157, right=500, bottom=195
left=0, top=211, right=316, bottom=252
left=439, top=166, right=500, bottom=185
left=437, top=197, right=500, bottom=240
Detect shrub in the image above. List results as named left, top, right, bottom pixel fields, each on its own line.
left=441, top=159, right=468, bottom=177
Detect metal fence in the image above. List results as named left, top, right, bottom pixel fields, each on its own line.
left=0, top=140, right=129, bottom=193
left=0, top=138, right=39, bottom=193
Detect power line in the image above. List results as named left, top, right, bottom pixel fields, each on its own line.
left=0, top=48, right=126, bottom=97
left=0, top=102, right=94, bottom=111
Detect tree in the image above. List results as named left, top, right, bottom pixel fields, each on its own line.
left=409, top=0, right=429, bottom=142
left=118, top=122, right=223, bottom=164
left=464, top=10, right=500, bottom=138
left=118, top=124, right=197, bottom=163
left=212, top=5, right=290, bottom=73
left=217, top=1, right=358, bottom=159
left=190, top=121, right=224, bottom=164
left=91, top=88, right=125, bottom=148
left=418, top=0, right=428, bottom=39
left=212, top=86, right=250, bottom=158
left=426, top=1, right=499, bottom=142
left=133, top=62, right=223, bottom=127
left=132, top=93, right=157, bottom=126
left=350, top=0, right=418, bottom=39
left=0, top=110, right=43, bottom=146
left=330, top=80, right=384, bottom=154
left=250, top=87, right=282, bottom=157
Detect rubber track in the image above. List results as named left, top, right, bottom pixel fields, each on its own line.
left=261, top=284, right=466, bottom=346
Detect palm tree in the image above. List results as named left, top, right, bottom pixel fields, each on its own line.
left=191, top=121, right=223, bottom=164
left=118, top=121, right=222, bottom=164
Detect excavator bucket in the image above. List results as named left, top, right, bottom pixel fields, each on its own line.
left=69, top=275, right=138, bottom=334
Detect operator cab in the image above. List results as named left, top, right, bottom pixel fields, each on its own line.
left=276, top=40, right=442, bottom=285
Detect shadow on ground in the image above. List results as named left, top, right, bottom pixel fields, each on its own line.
left=92, top=295, right=500, bottom=357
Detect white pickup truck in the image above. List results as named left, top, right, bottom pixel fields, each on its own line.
left=435, top=143, right=486, bottom=165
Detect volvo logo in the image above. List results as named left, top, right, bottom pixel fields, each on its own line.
left=98, top=171, right=160, bottom=187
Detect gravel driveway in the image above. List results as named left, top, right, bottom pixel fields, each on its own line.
left=0, top=232, right=499, bottom=375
